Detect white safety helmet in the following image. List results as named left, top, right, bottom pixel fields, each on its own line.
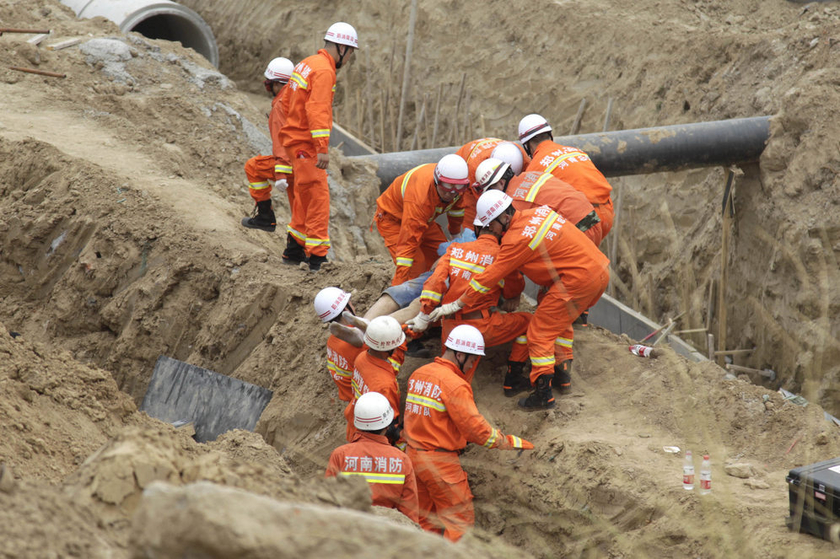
left=474, top=158, right=511, bottom=193
left=491, top=142, right=524, bottom=175
left=434, top=154, right=470, bottom=192
left=264, top=57, right=294, bottom=83
left=314, top=287, right=351, bottom=322
left=354, top=391, right=394, bottom=431
left=473, top=189, right=513, bottom=228
left=364, top=316, right=405, bottom=352
left=325, top=22, right=359, bottom=49
left=444, top=324, right=485, bottom=356
left=518, top=114, right=552, bottom=144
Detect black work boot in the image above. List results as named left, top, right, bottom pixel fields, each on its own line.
left=503, top=361, right=530, bottom=397
left=281, top=234, right=307, bottom=265
left=241, top=200, right=276, bottom=232
left=573, top=310, right=589, bottom=326
left=308, top=254, right=327, bottom=272
left=554, top=360, right=572, bottom=395
left=518, top=374, right=555, bottom=410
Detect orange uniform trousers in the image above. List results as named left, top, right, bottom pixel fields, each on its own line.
left=441, top=310, right=530, bottom=364
left=407, top=446, right=474, bottom=542
left=285, top=142, right=330, bottom=257
left=594, top=198, right=614, bottom=239
left=375, top=211, right=448, bottom=282
left=529, top=268, right=610, bottom=384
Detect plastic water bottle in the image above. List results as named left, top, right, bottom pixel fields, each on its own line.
left=629, top=344, right=660, bottom=358
left=699, top=454, right=712, bottom=495
left=683, top=450, right=695, bottom=490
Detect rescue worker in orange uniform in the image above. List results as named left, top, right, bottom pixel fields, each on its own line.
left=343, top=316, right=406, bottom=444
left=241, top=57, right=296, bottom=233
left=280, top=22, right=358, bottom=271
left=429, top=191, right=610, bottom=410
left=455, top=139, right=530, bottom=226
left=374, top=154, right=470, bottom=286
left=518, top=114, right=614, bottom=238
left=405, top=214, right=532, bottom=397
left=315, top=287, right=365, bottom=403
left=403, top=325, right=533, bottom=541
left=474, top=158, right=603, bottom=246
left=326, top=391, right=419, bottom=523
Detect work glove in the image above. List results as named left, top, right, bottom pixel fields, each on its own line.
left=274, top=178, right=288, bottom=192
left=436, top=228, right=478, bottom=256
left=404, top=312, right=432, bottom=333
left=342, top=311, right=370, bottom=332
left=329, top=322, right=365, bottom=348
left=499, top=434, right=534, bottom=451
left=428, top=300, right=463, bottom=323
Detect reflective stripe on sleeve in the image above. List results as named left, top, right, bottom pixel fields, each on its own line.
left=396, top=257, right=414, bottom=267
left=327, top=361, right=352, bottom=379
left=421, top=290, right=442, bottom=302
left=311, top=129, right=331, bottom=139
left=275, top=164, right=293, bottom=174
left=482, top=428, right=500, bottom=448
left=447, top=208, right=465, bottom=217
left=469, top=278, right=490, bottom=294
left=514, top=335, right=527, bottom=345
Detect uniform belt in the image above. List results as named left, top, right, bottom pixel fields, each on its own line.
left=454, top=308, right=491, bottom=321
left=412, top=447, right=465, bottom=455
left=575, top=210, right=601, bottom=233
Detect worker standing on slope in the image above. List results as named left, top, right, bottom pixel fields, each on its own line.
left=326, top=391, right=419, bottom=523
left=406, top=214, right=532, bottom=397
left=429, top=191, right=609, bottom=410
left=343, top=316, right=406, bottom=444
left=474, top=158, right=603, bottom=246
left=518, top=114, right=614, bottom=238
left=315, top=287, right=365, bottom=403
left=374, top=154, right=470, bottom=286
left=280, top=22, right=359, bottom=271
left=403, top=325, right=533, bottom=541
left=241, top=57, right=296, bottom=233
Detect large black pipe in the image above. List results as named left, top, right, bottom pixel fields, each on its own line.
left=350, top=116, right=772, bottom=190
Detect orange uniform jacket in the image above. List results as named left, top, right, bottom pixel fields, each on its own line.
left=325, top=431, right=420, bottom=523
left=376, top=164, right=465, bottom=285
left=280, top=49, right=336, bottom=153
left=461, top=206, right=610, bottom=306
left=507, top=171, right=602, bottom=244
left=404, top=357, right=508, bottom=452
left=456, top=138, right=531, bottom=226
left=344, top=346, right=406, bottom=442
left=326, top=335, right=364, bottom=402
left=420, top=234, right=524, bottom=315
left=526, top=141, right=612, bottom=207
left=269, top=91, right=293, bottom=172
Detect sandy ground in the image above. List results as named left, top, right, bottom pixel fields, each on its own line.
left=1, top=0, right=839, bottom=557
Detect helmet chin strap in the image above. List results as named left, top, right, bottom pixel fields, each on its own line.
left=335, top=45, right=349, bottom=69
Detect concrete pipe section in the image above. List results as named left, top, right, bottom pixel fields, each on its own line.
left=351, top=116, right=772, bottom=190
left=61, top=0, right=219, bottom=67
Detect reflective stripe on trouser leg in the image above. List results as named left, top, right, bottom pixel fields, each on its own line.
left=244, top=155, right=276, bottom=203
left=287, top=144, right=330, bottom=257
left=526, top=284, right=573, bottom=385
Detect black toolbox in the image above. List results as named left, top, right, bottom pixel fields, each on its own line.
left=786, top=457, right=840, bottom=542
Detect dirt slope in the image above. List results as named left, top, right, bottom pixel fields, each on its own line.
left=0, top=0, right=839, bottom=558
